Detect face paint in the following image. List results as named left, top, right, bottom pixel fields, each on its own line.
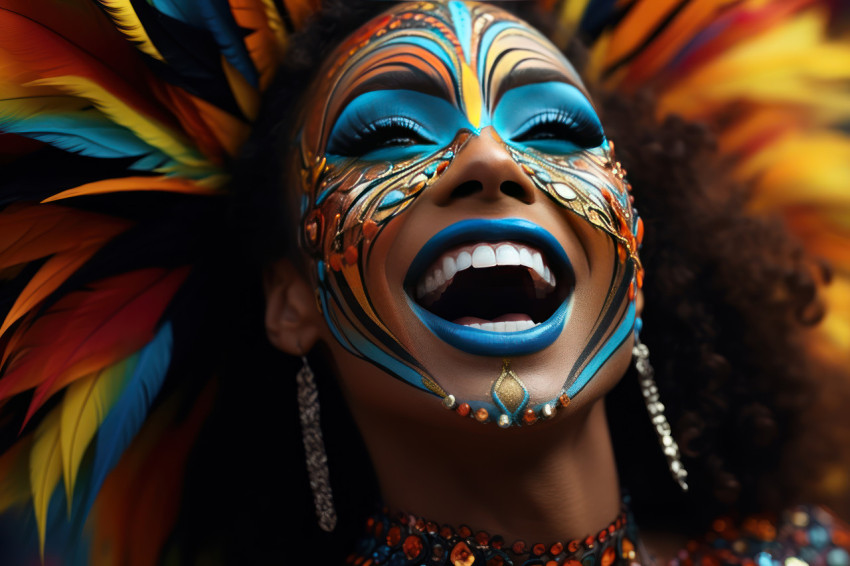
left=297, top=1, right=643, bottom=426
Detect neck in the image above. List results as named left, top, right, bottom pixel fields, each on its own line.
left=351, top=391, right=621, bottom=544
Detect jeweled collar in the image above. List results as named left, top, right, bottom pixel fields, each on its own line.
left=348, top=505, right=642, bottom=566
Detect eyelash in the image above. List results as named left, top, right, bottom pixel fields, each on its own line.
left=512, top=108, right=603, bottom=150
left=328, top=116, right=432, bottom=156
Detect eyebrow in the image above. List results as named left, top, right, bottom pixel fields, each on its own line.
left=489, top=65, right=580, bottom=110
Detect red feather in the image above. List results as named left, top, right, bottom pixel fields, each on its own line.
left=0, top=267, right=190, bottom=427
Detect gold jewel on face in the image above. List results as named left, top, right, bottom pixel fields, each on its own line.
left=296, top=1, right=643, bottom=425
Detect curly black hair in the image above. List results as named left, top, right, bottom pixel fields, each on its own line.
left=167, top=1, right=850, bottom=562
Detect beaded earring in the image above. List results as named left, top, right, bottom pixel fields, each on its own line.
left=297, top=355, right=337, bottom=531
left=633, top=325, right=689, bottom=492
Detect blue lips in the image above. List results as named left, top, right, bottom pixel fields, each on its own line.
left=405, top=219, right=574, bottom=356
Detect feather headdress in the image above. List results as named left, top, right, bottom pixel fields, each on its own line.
left=0, top=0, right=847, bottom=563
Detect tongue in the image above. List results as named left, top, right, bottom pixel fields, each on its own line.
left=452, top=313, right=534, bottom=325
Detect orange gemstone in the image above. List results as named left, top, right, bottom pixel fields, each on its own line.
left=511, top=540, right=527, bottom=554
left=490, top=535, right=504, bottom=549
left=567, top=540, right=581, bottom=552
left=550, top=542, right=564, bottom=555
left=387, top=526, right=401, bottom=546
left=436, top=160, right=449, bottom=174
left=636, top=217, right=644, bottom=245
left=628, top=281, right=635, bottom=300
left=415, top=519, right=426, bottom=531
left=344, top=245, right=359, bottom=265
left=458, top=525, right=472, bottom=538
left=425, top=521, right=438, bottom=534
left=532, top=543, right=546, bottom=556
left=559, top=394, right=571, bottom=408
left=584, top=534, right=594, bottom=547
left=522, top=409, right=536, bottom=425
left=474, top=407, right=489, bottom=422
left=475, top=531, right=489, bottom=545
left=440, top=526, right=454, bottom=538
left=598, top=529, right=607, bottom=543
left=450, top=541, right=474, bottom=566
left=636, top=269, right=644, bottom=288
left=601, top=547, right=616, bottom=566
left=403, top=535, right=423, bottom=560
left=521, top=163, right=534, bottom=176
left=457, top=403, right=471, bottom=417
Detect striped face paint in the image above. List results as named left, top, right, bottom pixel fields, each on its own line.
left=297, top=1, right=643, bottom=427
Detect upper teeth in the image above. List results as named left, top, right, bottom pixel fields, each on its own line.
left=416, top=242, right=556, bottom=300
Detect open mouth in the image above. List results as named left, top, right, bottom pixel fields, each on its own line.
left=404, top=219, right=575, bottom=356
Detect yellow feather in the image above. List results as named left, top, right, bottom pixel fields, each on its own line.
left=95, top=0, right=165, bottom=61
left=29, top=408, right=62, bottom=559
left=60, top=356, right=136, bottom=508
left=259, top=0, right=289, bottom=47
left=25, top=75, right=213, bottom=172
left=658, top=10, right=850, bottom=121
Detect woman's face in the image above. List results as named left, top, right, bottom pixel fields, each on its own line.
left=296, top=1, right=642, bottom=427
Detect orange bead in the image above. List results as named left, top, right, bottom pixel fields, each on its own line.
left=344, top=245, right=359, bottom=265
left=601, top=547, right=615, bottom=566
left=456, top=403, right=471, bottom=417
left=474, top=407, right=489, bottom=422
left=522, top=409, right=536, bottom=425
left=559, top=394, right=571, bottom=408
left=362, top=219, right=378, bottom=240
left=511, top=540, right=527, bottom=554
left=628, top=281, right=635, bottom=301
left=532, top=543, right=546, bottom=556
left=436, top=160, right=449, bottom=174
left=458, top=525, right=472, bottom=538
left=550, top=542, right=564, bottom=555
left=403, top=535, right=423, bottom=560
left=387, top=526, right=401, bottom=546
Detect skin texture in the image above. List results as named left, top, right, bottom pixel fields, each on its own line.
left=290, top=1, right=643, bottom=427
left=264, top=0, right=652, bottom=548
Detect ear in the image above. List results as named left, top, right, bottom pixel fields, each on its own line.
left=264, top=258, right=324, bottom=355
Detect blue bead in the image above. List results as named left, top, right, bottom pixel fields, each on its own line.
left=634, top=317, right=643, bottom=336
left=828, top=549, right=850, bottom=566
left=757, top=551, right=773, bottom=566
left=809, top=525, right=829, bottom=549
left=424, top=162, right=438, bottom=176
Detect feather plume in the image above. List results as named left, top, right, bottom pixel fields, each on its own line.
left=80, top=323, right=173, bottom=519
left=229, top=0, right=288, bottom=90
left=0, top=268, right=189, bottom=424
left=29, top=407, right=61, bottom=559
left=94, top=0, right=165, bottom=61
left=59, top=355, right=138, bottom=506
left=198, top=0, right=259, bottom=87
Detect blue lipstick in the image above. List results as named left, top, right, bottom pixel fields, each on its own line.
left=405, top=218, right=574, bottom=356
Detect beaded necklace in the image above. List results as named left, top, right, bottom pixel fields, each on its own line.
left=347, top=507, right=642, bottom=566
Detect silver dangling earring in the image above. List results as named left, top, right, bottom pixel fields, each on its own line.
left=633, top=335, right=689, bottom=492
left=296, top=355, right=337, bottom=531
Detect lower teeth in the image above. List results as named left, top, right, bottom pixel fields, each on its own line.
left=463, top=320, right=538, bottom=332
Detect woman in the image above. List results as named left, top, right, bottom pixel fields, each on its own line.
left=0, top=0, right=848, bottom=563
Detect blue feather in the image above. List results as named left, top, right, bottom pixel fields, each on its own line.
left=146, top=0, right=204, bottom=27
left=80, top=323, right=174, bottom=519
left=197, top=0, right=259, bottom=87
left=0, top=110, right=172, bottom=170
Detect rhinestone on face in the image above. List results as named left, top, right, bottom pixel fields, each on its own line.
left=443, top=395, right=457, bottom=409
left=498, top=414, right=511, bottom=428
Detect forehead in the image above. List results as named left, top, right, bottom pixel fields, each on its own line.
left=304, top=1, right=585, bottom=143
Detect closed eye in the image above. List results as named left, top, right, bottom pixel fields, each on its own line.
left=492, top=82, right=606, bottom=156
left=511, top=108, right=603, bottom=153
left=327, top=116, right=434, bottom=157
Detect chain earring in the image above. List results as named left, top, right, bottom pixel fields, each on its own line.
left=633, top=332, right=689, bottom=492
left=296, top=355, right=337, bottom=531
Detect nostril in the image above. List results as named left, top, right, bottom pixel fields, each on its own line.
left=451, top=180, right=483, bottom=199
left=500, top=181, right=532, bottom=203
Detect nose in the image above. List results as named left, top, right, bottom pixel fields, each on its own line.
left=429, top=128, right=536, bottom=206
